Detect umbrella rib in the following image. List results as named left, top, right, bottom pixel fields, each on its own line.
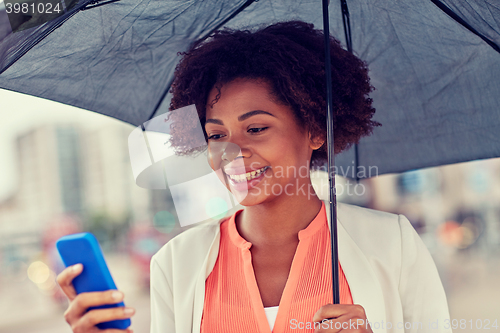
left=340, top=0, right=352, bottom=53
left=146, top=0, right=257, bottom=122
left=341, top=0, right=361, bottom=183
left=191, top=0, right=257, bottom=46
left=0, top=0, right=93, bottom=75
left=430, top=0, right=500, bottom=54
left=81, top=0, right=121, bottom=11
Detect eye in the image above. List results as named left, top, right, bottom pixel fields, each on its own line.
left=207, top=133, right=225, bottom=140
left=248, top=127, right=269, bottom=134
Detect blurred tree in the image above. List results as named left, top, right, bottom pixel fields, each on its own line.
left=84, top=210, right=132, bottom=251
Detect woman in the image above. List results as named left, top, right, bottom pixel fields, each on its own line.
left=57, top=21, right=451, bottom=333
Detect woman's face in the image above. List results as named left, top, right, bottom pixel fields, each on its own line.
left=205, top=78, right=322, bottom=206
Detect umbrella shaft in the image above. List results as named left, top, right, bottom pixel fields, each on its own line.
left=322, top=0, right=340, bottom=305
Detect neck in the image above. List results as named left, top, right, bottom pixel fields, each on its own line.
left=235, top=183, right=323, bottom=248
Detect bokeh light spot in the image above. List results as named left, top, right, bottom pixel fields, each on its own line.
left=205, top=197, right=228, bottom=220
left=27, top=261, right=50, bottom=284
left=153, top=211, right=176, bottom=233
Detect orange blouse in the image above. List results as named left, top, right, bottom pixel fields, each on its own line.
left=201, top=202, right=353, bottom=333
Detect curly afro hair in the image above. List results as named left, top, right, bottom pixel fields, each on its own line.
left=167, top=20, right=380, bottom=169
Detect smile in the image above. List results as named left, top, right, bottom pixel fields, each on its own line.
left=227, top=166, right=270, bottom=183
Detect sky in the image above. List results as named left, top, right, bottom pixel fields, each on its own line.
left=0, top=88, right=132, bottom=201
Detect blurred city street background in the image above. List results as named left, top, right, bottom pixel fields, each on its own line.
left=0, top=90, right=499, bottom=332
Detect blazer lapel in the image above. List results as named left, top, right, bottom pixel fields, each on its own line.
left=325, top=201, right=387, bottom=333
left=192, top=221, right=223, bottom=333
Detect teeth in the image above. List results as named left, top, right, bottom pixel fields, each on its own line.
left=228, top=166, right=268, bottom=183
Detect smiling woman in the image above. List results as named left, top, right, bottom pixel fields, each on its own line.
left=55, top=20, right=452, bottom=333
left=145, top=21, right=450, bottom=333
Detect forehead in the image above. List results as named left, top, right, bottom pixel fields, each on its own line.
left=205, top=78, right=293, bottom=120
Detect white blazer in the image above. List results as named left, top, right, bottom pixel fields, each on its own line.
left=150, top=201, right=452, bottom=333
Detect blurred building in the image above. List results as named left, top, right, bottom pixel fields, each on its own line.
left=312, top=158, right=500, bottom=252
left=0, top=125, right=81, bottom=235
left=369, top=161, right=500, bottom=252
left=0, top=121, right=167, bottom=247
left=81, top=123, right=150, bottom=223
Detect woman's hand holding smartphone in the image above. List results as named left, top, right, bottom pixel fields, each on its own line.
left=57, top=263, right=135, bottom=333
left=55, top=232, right=135, bottom=333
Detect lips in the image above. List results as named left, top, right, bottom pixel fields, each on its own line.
left=225, top=166, right=270, bottom=183
left=220, top=165, right=270, bottom=193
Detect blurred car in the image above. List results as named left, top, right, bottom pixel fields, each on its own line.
left=127, top=222, right=170, bottom=289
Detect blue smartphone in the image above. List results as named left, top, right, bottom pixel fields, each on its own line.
left=56, top=232, right=131, bottom=330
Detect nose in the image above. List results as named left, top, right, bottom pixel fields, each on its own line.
left=222, top=142, right=245, bottom=162
left=207, top=136, right=251, bottom=171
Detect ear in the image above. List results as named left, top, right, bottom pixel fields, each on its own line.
left=308, top=132, right=325, bottom=150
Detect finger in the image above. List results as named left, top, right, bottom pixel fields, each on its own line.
left=76, top=306, right=135, bottom=331
left=65, top=290, right=125, bottom=322
left=313, top=318, right=342, bottom=333
left=315, top=315, right=367, bottom=333
left=312, top=304, right=354, bottom=323
left=56, top=264, right=83, bottom=301
left=101, top=330, right=134, bottom=333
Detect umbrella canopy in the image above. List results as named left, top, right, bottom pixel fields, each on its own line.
left=1, top=0, right=500, bottom=177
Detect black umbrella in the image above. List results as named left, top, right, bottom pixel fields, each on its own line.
left=1, top=0, right=500, bottom=304
left=1, top=0, right=499, bottom=173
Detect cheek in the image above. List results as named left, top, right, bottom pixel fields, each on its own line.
left=273, top=136, right=309, bottom=164
left=207, top=144, right=222, bottom=171
left=207, top=141, right=232, bottom=171
left=207, top=147, right=229, bottom=188
left=214, top=168, right=227, bottom=188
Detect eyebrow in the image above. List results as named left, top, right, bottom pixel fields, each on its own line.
left=205, top=110, right=276, bottom=125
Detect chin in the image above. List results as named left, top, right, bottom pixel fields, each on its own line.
left=214, top=174, right=263, bottom=206
left=232, top=189, right=282, bottom=207
left=230, top=190, right=264, bottom=207
left=222, top=182, right=262, bottom=204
